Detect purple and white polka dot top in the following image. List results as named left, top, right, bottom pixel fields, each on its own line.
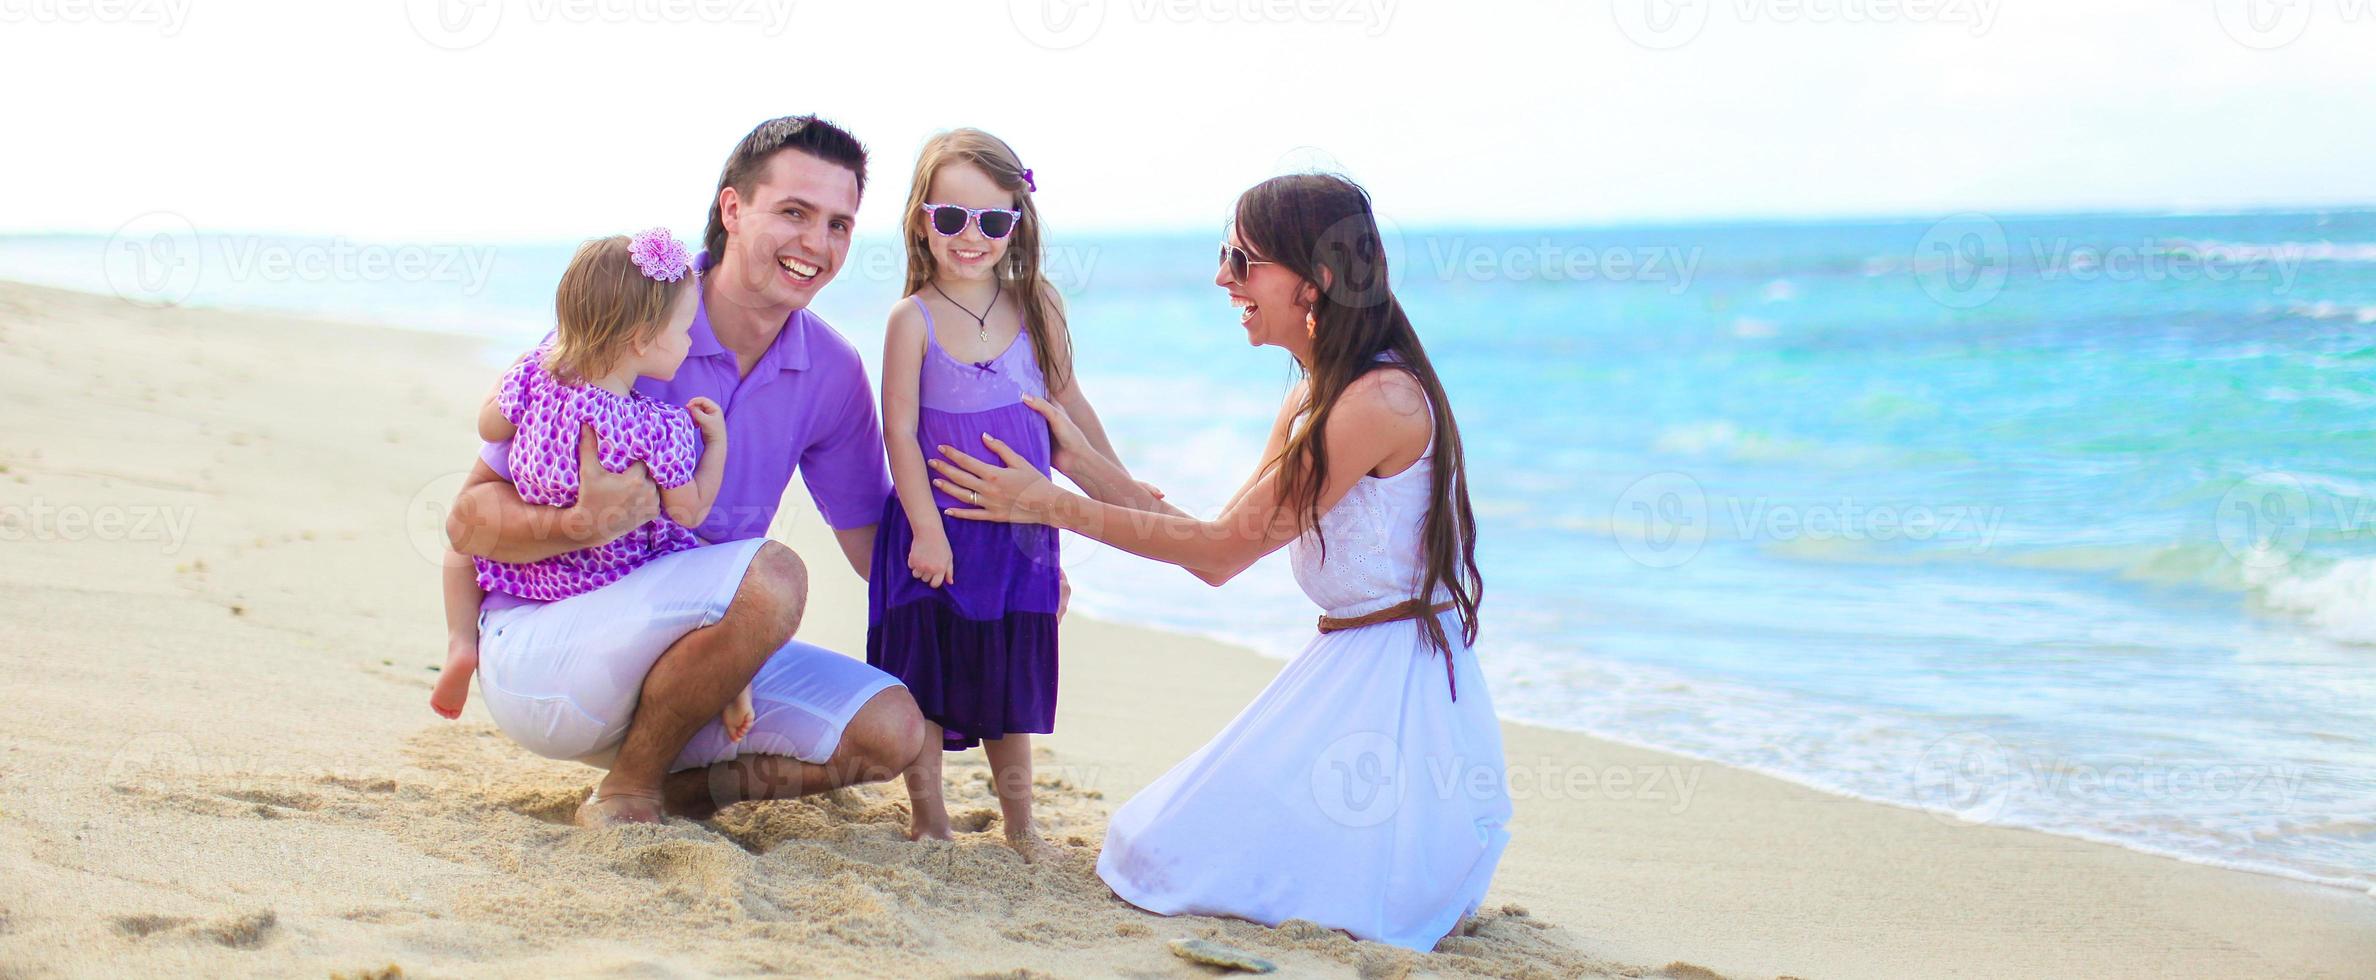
left=472, top=345, right=706, bottom=602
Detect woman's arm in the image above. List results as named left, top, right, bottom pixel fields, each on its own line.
left=935, top=371, right=1427, bottom=586
left=1016, top=395, right=1189, bottom=518
left=883, top=304, right=954, bottom=585
left=1220, top=378, right=1303, bottom=515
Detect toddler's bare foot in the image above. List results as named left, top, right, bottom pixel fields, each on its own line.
left=1005, top=823, right=1060, bottom=863
left=721, top=686, right=755, bottom=742
left=429, top=639, right=477, bottom=720
left=907, top=803, right=952, bottom=842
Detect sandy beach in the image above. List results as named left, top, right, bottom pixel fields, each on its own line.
left=1, top=278, right=2372, bottom=978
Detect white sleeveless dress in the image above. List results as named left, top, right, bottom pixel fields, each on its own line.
left=1095, top=398, right=1513, bottom=950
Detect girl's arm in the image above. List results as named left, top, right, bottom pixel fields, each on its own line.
left=659, top=397, right=727, bottom=529
left=476, top=393, right=517, bottom=443
left=882, top=303, right=953, bottom=583
left=936, top=371, right=1426, bottom=586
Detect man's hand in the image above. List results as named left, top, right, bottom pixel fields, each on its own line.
left=572, top=457, right=662, bottom=538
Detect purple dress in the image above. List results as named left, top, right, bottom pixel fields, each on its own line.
left=474, top=345, right=706, bottom=602
left=867, top=295, right=1061, bottom=751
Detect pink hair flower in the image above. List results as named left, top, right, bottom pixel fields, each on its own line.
left=628, top=227, right=691, bottom=282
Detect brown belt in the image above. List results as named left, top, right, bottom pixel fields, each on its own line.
left=1316, top=600, right=1460, bottom=700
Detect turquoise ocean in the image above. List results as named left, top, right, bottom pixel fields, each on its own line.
left=8, top=208, right=2373, bottom=896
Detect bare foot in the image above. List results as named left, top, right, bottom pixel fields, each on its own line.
left=429, top=638, right=477, bottom=720
left=721, top=686, right=755, bottom=742
left=1005, top=824, right=1061, bottom=863
left=907, top=799, right=952, bottom=842
left=574, top=789, right=663, bottom=827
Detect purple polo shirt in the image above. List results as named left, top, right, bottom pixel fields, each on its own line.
left=478, top=265, right=891, bottom=590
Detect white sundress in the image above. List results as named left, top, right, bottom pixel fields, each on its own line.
left=1095, top=389, right=1513, bottom=950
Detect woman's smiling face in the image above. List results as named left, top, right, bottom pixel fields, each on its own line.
left=923, top=161, right=1014, bottom=282
left=1217, top=230, right=1306, bottom=350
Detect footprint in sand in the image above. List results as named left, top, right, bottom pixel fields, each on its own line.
left=109, top=910, right=276, bottom=949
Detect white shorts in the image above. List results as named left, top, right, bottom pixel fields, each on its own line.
left=475, top=537, right=902, bottom=772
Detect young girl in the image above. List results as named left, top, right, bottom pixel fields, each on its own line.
left=431, top=229, right=754, bottom=743
left=869, top=129, right=1130, bottom=860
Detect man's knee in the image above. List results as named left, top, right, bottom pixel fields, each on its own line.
left=843, top=685, right=926, bottom=783
left=735, top=541, right=808, bottom=642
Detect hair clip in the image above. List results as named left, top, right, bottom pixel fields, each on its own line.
left=628, top=228, right=691, bottom=283
left=1019, top=168, right=1036, bottom=193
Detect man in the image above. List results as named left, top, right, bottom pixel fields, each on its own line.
left=446, top=115, right=928, bottom=826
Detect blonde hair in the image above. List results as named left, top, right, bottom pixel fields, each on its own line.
left=546, top=235, right=692, bottom=383
left=900, top=128, right=1070, bottom=392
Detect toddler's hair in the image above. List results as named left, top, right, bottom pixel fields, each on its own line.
left=548, top=235, right=693, bottom=383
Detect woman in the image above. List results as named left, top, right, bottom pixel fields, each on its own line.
left=927, top=173, right=1511, bottom=950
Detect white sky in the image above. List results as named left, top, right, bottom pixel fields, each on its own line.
left=3, top=0, right=2372, bottom=240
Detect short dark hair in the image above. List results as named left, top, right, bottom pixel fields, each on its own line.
left=703, top=115, right=869, bottom=262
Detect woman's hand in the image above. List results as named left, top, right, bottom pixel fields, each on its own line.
left=1019, top=394, right=1092, bottom=475
left=932, top=433, right=1063, bottom=525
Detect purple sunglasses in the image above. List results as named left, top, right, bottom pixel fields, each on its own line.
left=918, top=203, right=1023, bottom=240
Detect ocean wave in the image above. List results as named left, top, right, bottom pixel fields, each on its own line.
left=2166, top=239, right=2376, bottom=263
left=2281, top=300, right=2376, bottom=324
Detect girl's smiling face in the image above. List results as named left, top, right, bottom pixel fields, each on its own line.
left=922, top=161, right=1014, bottom=281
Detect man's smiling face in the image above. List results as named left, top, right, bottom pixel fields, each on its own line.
left=721, top=147, right=860, bottom=310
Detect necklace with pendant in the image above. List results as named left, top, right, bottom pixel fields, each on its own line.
left=930, top=280, right=998, bottom=345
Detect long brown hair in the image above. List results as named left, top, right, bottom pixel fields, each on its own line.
left=899, top=128, right=1071, bottom=392
left=1235, top=173, right=1482, bottom=659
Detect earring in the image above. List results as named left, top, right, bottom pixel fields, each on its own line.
left=1305, top=309, right=1317, bottom=337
